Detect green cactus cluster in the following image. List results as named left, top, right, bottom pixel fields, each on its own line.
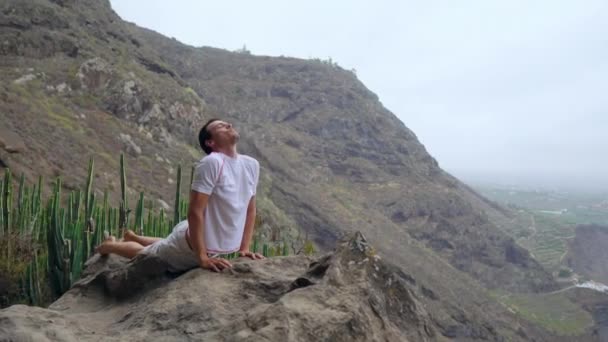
left=0, top=153, right=313, bottom=308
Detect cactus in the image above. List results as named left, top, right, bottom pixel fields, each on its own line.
left=173, top=164, right=182, bottom=226
left=118, top=153, right=129, bottom=236
left=3, top=169, right=12, bottom=237
left=26, top=257, right=36, bottom=306
left=60, top=208, right=66, bottom=237
left=189, top=165, right=195, bottom=188
left=102, top=190, right=108, bottom=237
left=84, top=158, right=95, bottom=258
left=145, top=209, right=152, bottom=236
left=33, top=250, right=41, bottom=306
left=180, top=199, right=187, bottom=223
left=108, top=207, right=115, bottom=237
left=71, top=220, right=85, bottom=281
left=3, top=169, right=12, bottom=260
left=74, top=190, right=82, bottom=223
left=303, top=240, right=315, bottom=256
left=26, top=185, right=36, bottom=235
left=67, top=192, right=74, bottom=227
left=2, top=155, right=294, bottom=308
left=135, top=192, right=144, bottom=235
left=62, top=238, right=72, bottom=293
left=92, top=205, right=102, bottom=248
left=0, top=173, right=4, bottom=236
left=48, top=177, right=67, bottom=296
left=34, top=176, right=42, bottom=218
left=84, top=158, right=94, bottom=217
left=16, top=182, right=28, bottom=235
left=159, top=208, right=165, bottom=236
left=152, top=215, right=159, bottom=237
left=282, top=241, right=289, bottom=256
left=85, top=193, right=96, bottom=258
left=16, top=173, right=25, bottom=230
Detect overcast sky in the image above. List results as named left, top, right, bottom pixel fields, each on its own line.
left=110, top=0, right=608, bottom=192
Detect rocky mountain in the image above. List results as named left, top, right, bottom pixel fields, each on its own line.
left=0, top=233, right=561, bottom=341
left=0, top=0, right=593, bottom=339
left=0, top=0, right=554, bottom=293
left=567, top=225, right=608, bottom=284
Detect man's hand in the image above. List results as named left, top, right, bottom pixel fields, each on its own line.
left=239, top=250, right=265, bottom=260
left=200, top=256, right=232, bottom=272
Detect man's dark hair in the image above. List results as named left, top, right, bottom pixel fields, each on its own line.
left=198, top=118, right=220, bottom=155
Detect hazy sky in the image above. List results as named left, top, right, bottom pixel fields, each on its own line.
left=110, top=0, right=608, bottom=191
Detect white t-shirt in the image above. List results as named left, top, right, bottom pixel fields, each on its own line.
left=191, top=152, right=259, bottom=253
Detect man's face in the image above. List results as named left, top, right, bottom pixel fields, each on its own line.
left=206, top=120, right=239, bottom=150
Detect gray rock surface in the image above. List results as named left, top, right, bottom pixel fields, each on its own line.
left=118, top=133, right=142, bottom=156
left=0, top=233, right=442, bottom=341
left=0, top=127, right=26, bottom=153
left=76, top=57, right=113, bottom=90
left=567, top=225, right=608, bottom=284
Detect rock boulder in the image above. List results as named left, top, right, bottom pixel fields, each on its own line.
left=0, top=233, right=439, bottom=341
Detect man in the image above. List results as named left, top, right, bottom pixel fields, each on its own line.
left=97, top=118, right=263, bottom=272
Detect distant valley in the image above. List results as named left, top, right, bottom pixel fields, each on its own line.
left=473, top=183, right=608, bottom=281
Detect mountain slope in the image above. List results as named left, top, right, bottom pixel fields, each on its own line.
left=0, top=0, right=581, bottom=339
left=128, top=22, right=555, bottom=293
left=567, top=225, right=608, bottom=284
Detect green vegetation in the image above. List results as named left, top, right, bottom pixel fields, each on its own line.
left=0, top=154, right=313, bottom=308
left=492, top=291, right=593, bottom=336
left=309, top=56, right=341, bottom=68
left=511, top=210, right=574, bottom=272
left=477, top=186, right=608, bottom=225
left=478, top=186, right=604, bottom=337
left=476, top=185, right=608, bottom=273
left=234, top=44, right=251, bottom=55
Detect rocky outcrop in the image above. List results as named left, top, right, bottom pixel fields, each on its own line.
left=565, top=288, right=608, bottom=342
left=118, top=133, right=142, bottom=156
left=0, top=233, right=547, bottom=341
left=567, top=225, right=608, bottom=284
left=0, top=127, right=26, bottom=154
left=76, top=57, right=113, bottom=90
left=0, top=234, right=433, bottom=341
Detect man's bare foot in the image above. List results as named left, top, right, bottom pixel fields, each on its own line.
left=95, top=235, right=116, bottom=255
left=124, top=229, right=137, bottom=242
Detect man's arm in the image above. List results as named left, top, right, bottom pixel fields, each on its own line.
left=188, top=190, right=232, bottom=271
left=239, top=196, right=263, bottom=259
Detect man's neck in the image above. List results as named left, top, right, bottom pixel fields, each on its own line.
left=215, top=145, right=238, bottom=158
